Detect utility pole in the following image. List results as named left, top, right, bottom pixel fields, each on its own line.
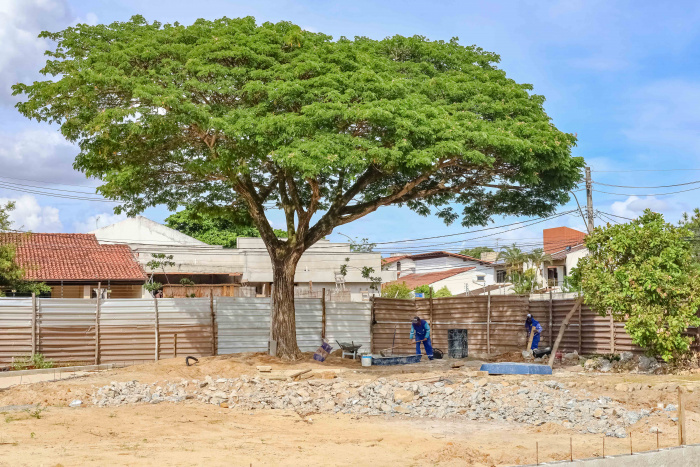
left=585, top=166, right=594, bottom=233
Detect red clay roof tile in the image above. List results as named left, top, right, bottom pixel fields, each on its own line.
left=383, top=266, right=475, bottom=290
left=3, top=233, right=146, bottom=282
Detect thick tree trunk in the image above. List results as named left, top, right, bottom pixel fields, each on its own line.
left=270, top=255, right=303, bottom=360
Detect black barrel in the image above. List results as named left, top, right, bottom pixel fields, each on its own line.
left=447, top=329, right=468, bottom=358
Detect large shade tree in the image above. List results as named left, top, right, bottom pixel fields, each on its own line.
left=14, top=16, right=582, bottom=358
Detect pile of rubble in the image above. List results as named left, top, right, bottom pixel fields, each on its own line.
left=92, top=375, right=651, bottom=438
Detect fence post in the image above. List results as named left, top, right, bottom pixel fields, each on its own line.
left=578, top=302, right=582, bottom=354
left=548, top=289, right=553, bottom=346
left=487, top=290, right=491, bottom=354
left=428, top=288, right=433, bottom=326
left=609, top=311, right=615, bottom=353
left=31, top=292, right=37, bottom=356
left=154, top=296, right=160, bottom=361
left=95, top=282, right=101, bottom=365
left=678, top=387, right=687, bottom=445
left=321, top=287, right=326, bottom=340
left=210, top=292, right=217, bottom=356
left=370, top=296, right=376, bottom=353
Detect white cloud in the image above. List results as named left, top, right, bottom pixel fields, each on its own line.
left=0, top=0, right=75, bottom=106
left=0, top=128, right=89, bottom=185
left=0, top=194, right=61, bottom=231
left=74, top=212, right=127, bottom=233
left=610, top=196, right=669, bottom=220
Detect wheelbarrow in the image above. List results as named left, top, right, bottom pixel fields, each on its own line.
left=336, top=340, right=362, bottom=359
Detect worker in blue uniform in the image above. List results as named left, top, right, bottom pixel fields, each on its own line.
left=410, top=316, right=434, bottom=360
left=525, top=314, right=543, bottom=350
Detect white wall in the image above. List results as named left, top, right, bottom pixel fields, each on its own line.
left=93, top=217, right=385, bottom=299
left=430, top=265, right=495, bottom=295
left=566, top=248, right=589, bottom=273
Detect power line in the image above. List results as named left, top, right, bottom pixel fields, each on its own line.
left=591, top=168, right=700, bottom=173
left=594, top=180, right=700, bottom=189
left=0, top=182, right=119, bottom=203
left=598, top=211, right=636, bottom=222
left=592, top=185, right=700, bottom=197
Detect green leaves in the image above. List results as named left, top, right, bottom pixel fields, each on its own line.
left=14, top=16, right=582, bottom=246
left=577, top=210, right=700, bottom=361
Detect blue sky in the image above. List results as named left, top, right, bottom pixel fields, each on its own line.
left=2, top=0, right=700, bottom=253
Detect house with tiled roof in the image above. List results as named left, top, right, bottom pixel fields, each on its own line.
left=539, top=227, right=588, bottom=289
left=381, top=251, right=495, bottom=295
left=5, top=233, right=147, bottom=298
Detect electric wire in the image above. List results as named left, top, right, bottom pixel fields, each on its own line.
left=594, top=180, right=700, bottom=189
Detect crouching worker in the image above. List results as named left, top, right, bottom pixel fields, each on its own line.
left=410, top=316, right=434, bottom=360
left=525, top=313, right=543, bottom=350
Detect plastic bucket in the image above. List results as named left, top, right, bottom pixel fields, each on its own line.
left=361, top=355, right=372, bottom=367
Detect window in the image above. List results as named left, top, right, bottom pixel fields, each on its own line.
left=496, top=270, right=506, bottom=283
left=476, top=274, right=485, bottom=282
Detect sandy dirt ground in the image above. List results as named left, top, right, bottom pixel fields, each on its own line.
left=1, top=353, right=699, bottom=466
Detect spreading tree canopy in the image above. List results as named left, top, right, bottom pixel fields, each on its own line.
left=165, top=207, right=287, bottom=248
left=14, top=16, right=582, bottom=358
left=574, top=210, right=700, bottom=361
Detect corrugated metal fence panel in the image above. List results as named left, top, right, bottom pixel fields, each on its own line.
left=325, top=302, right=371, bottom=353
left=550, top=299, right=581, bottom=354
left=371, top=298, right=416, bottom=353
left=0, top=298, right=33, bottom=365
left=527, top=300, right=551, bottom=349
left=99, top=299, right=156, bottom=363
left=156, top=298, right=213, bottom=358
left=580, top=305, right=615, bottom=354
left=431, top=296, right=488, bottom=353
left=37, top=298, right=96, bottom=363
left=217, top=297, right=271, bottom=354
left=487, top=295, right=531, bottom=354
left=295, top=299, right=323, bottom=352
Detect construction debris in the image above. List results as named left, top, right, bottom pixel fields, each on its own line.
left=91, top=375, right=656, bottom=438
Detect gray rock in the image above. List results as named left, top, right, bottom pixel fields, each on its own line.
left=638, top=356, right=658, bottom=372
left=619, top=351, right=634, bottom=362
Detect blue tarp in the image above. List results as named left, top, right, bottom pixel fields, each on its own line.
left=479, top=362, right=552, bottom=375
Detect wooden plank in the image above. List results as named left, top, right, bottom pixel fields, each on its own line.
left=548, top=297, right=584, bottom=366
left=678, top=387, right=687, bottom=445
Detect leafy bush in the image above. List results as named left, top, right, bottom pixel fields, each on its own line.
left=413, top=285, right=432, bottom=295
left=433, top=286, right=452, bottom=298
left=381, top=283, right=413, bottom=299
left=576, top=210, right=700, bottom=362
left=12, top=354, right=54, bottom=370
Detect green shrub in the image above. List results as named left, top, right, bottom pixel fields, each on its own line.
left=12, top=354, right=54, bottom=371
left=381, top=283, right=412, bottom=299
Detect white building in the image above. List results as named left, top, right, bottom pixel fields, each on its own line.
left=92, top=216, right=394, bottom=301
left=381, top=251, right=495, bottom=295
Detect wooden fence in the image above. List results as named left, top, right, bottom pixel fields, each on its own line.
left=371, top=294, right=692, bottom=356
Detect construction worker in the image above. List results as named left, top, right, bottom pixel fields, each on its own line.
left=525, top=314, right=543, bottom=350
left=410, top=316, right=434, bottom=360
